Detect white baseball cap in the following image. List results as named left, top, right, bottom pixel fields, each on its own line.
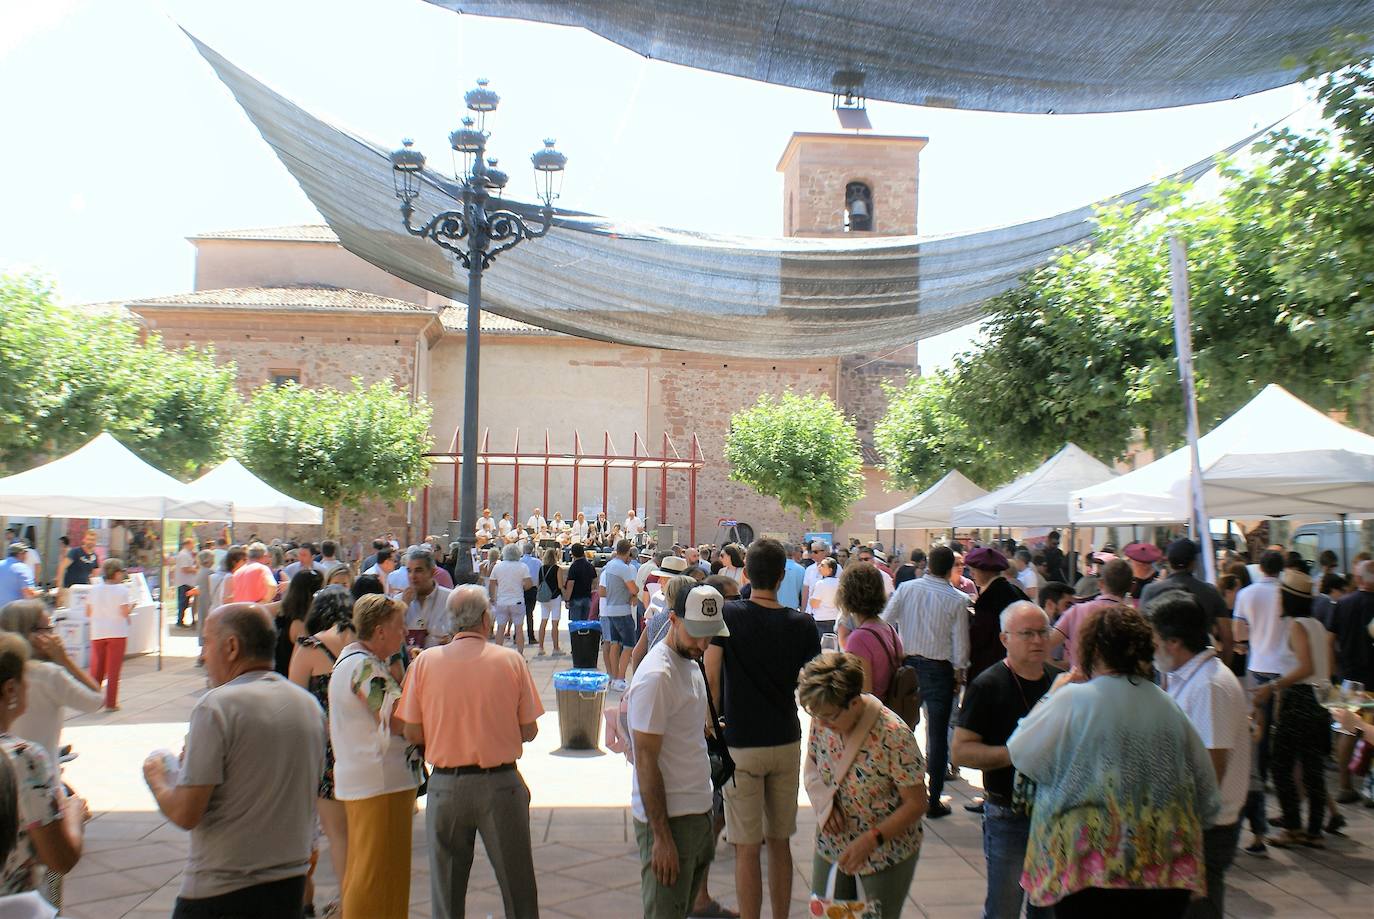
left=675, top=585, right=730, bottom=639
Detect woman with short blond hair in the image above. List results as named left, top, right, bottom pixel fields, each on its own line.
left=801, top=652, right=927, bottom=917
left=328, top=594, right=419, bottom=919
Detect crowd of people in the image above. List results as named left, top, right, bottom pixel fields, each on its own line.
left=0, top=517, right=1366, bottom=918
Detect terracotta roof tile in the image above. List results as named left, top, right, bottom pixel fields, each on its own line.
left=126, top=286, right=433, bottom=314
left=189, top=225, right=340, bottom=242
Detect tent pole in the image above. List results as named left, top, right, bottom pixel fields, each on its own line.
left=1068, top=524, right=1077, bottom=581
left=1339, top=512, right=1351, bottom=577
left=157, top=517, right=165, bottom=673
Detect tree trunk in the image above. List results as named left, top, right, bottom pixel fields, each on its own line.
left=324, top=502, right=341, bottom=541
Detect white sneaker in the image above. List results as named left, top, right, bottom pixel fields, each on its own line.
left=611, top=678, right=628, bottom=692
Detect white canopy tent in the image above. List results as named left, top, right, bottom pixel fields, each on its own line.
left=1069, top=384, right=1374, bottom=525
left=875, top=470, right=987, bottom=531
left=0, top=433, right=232, bottom=521
left=953, top=443, right=1117, bottom=527
left=186, top=458, right=322, bottom=526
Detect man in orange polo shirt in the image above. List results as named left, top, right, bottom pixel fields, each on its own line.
left=231, top=543, right=278, bottom=606
left=398, top=585, right=544, bottom=919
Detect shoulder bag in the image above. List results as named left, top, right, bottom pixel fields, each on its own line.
left=696, top=659, right=735, bottom=790
left=803, top=695, right=882, bottom=829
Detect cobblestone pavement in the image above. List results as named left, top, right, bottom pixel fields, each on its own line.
left=55, top=630, right=1374, bottom=918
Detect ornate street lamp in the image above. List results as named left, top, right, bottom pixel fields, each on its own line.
left=390, top=79, right=566, bottom=578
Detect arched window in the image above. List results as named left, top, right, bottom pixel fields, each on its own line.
left=844, top=182, right=873, bottom=232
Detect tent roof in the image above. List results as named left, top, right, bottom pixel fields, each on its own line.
left=953, top=443, right=1117, bottom=527
left=875, top=470, right=987, bottom=531
left=0, top=434, right=232, bottom=521
left=186, top=459, right=323, bottom=525
left=1070, top=385, right=1374, bottom=524
left=434, top=1, right=1374, bottom=114
left=187, top=33, right=1269, bottom=358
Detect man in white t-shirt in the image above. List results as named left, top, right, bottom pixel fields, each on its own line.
left=525, top=508, right=548, bottom=533
left=624, top=510, right=645, bottom=544
left=1233, top=549, right=1289, bottom=789
left=477, top=508, right=496, bottom=539
left=800, top=541, right=829, bottom=611
left=1011, top=549, right=1040, bottom=601
left=1153, top=591, right=1249, bottom=918
left=172, top=538, right=199, bottom=628
left=626, top=585, right=729, bottom=918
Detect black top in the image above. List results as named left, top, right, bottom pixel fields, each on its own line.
left=1128, top=571, right=1159, bottom=602
left=273, top=615, right=296, bottom=676
left=893, top=564, right=918, bottom=588
left=1138, top=571, right=1227, bottom=631
left=970, top=577, right=1029, bottom=680
left=1330, top=590, right=1374, bottom=686
left=63, top=547, right=98, bottom=587
left=567, top=557, right=597, bottom=600
left=957, top=660, right=1059, bottom=803
left=711, top=599, right=821, bottom=747
left=1042, top=546, right=1067, bottom=583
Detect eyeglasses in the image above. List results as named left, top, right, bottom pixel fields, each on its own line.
left=1008, top=628, right=1051, bottom=641
left=32, top=625, right=54, bottom=633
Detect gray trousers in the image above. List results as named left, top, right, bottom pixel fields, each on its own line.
left=426, top=769, right=540, bottom=919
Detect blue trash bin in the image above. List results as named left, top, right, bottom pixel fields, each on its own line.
left=553, top=668, right=611, bottom=750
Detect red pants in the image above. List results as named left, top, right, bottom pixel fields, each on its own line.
left=89, top=637, right=127, bottom=708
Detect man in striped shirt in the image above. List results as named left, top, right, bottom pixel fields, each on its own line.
left=882, top=545, right=971, bottom=818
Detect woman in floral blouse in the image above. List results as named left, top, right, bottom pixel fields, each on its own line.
left=801, top=652, right=927, bottom=916
left=1007, top=604, right=1220, bottom=918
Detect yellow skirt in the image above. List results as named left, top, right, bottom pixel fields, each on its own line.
left=342, top=788, right=414, bottom=919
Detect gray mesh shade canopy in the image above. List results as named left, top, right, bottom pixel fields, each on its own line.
left=192, top=35, right=1268, bottom=358
left=433, top=1, right=1374, bottom=114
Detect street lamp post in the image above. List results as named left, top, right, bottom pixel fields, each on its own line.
left=391, top=79, right=566, bottom=579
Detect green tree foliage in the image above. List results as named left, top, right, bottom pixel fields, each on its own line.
left=0, top=272, right=239, bottom=477
left=877, top=48, right=1374, bottom=492
left=238, top=378, right=433, bottom=535
left=724, top=391, right=864, bottom=522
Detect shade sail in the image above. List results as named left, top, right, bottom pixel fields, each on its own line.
left=435, top=1, right=1374, bottom=114
left=952, top=443, right=1116, bottom=527
left=0, top=434, right=233, bottom=521
left=188, top=33, right=1270, bottom=358
left=186, top=458, right=323, bottom=525
left=874, top=470, right=986, bottom=531
left=1069, top=385, right=1374, bottom=524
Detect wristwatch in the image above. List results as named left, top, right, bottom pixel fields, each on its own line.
left=870, top=828, right=885, bottom=846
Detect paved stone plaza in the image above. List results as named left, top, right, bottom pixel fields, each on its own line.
left=55, top=632, right=1374, bottom=918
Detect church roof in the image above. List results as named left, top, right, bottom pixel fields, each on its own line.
left=189, top=225, right=340, bottom=243
left=127, top=286, right=433, bottom=314
left=112, top=286, right=552, bottom=335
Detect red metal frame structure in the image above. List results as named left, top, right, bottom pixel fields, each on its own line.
left=423, top=428, right=705, bottom=544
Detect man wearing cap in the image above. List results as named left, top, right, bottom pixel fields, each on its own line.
left=1141, top=538, right=1233, bottom=662
left=966, top=547, right=1029, bottom=682
left=855, top=545, right=893, bottom=598
left=1122, top=541, right=1163, bottom=605
left=626, top=584, right=730, bottom=918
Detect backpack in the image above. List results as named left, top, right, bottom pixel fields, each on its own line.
left=860, top=621, right=921, bottom=728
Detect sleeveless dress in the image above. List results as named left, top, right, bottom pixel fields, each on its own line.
left=297, top=635, right=339, bottom=799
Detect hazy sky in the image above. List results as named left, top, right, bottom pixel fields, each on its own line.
left=0, top=0, right=1313, bottom=368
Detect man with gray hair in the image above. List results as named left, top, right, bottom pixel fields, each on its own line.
left=953, top=600, right=1060, bottom=919
left=403, top=547, right=453, bottom=650
left=144, top=603, right=325, bottom=916
left=398, top=586, right=544, bottom=918
left=231, top=542, right=278, bottom=606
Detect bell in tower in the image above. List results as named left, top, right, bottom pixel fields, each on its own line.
left=844, top=182, right=873, bottom=232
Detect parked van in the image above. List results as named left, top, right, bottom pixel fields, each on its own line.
left=1291, top=520, right=1363, bottom=574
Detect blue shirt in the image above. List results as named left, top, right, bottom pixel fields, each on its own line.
left=0, top=558, right=35, bottom=605
left=521, top=554, right=540, bottom=581
left=777, top=559, right=805, bottom=609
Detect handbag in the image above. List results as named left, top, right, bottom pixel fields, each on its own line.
left=696, top=659, right=735, bottom=790
left=859, top=622, right=920, bottom=728
left=809, top=861, right=881, bottom=918
left=536, top=565, right=555, bottom=603
left=804, top=696, right=882, bottom=829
